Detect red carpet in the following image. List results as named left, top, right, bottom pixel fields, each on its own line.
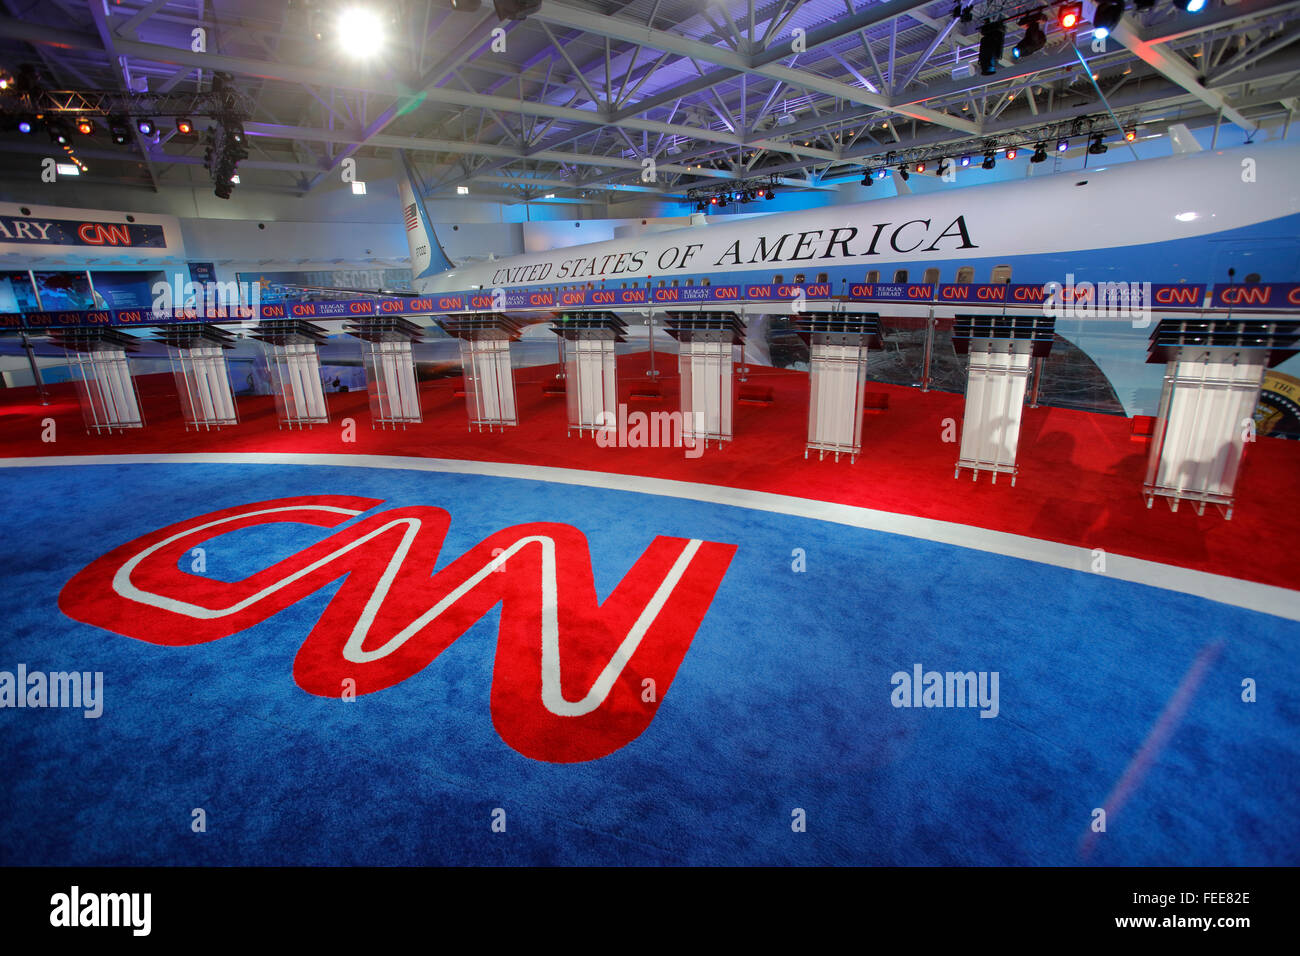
left=2, top=350, right=1297, bottom=591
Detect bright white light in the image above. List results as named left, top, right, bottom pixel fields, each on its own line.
left=339, top=8, right=385, bottom=58
left=231, top=174, right=241, bottom=183
left=544, top=193, right=556, bottom=199
left=1094, top=27, right=1109, bottom=40
left=55, top=163, right=79, bottom=175
left=1187, top=0, right=1207, bottom=11
left=456, top=185, right=469, bottom=195
left=351, top=181, right=367, bottom=194
left=1175, top=211, right=1199, bottom=222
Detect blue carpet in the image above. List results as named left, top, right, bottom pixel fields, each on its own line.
left=1, top=461, right=1296, bottom=865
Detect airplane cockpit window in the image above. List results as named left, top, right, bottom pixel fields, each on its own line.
left=794, top=274, right=806, bottom=283
left=702, top=278, right=711, bottom=286
left=956, top=267, right=975, bottom=283
left=686, top=279, right=695, bottom=286
left=774, top=275, right=784, bottom=283
left=990, top=265, right=1012, bottom=283
left=922, top=268, right=940, bottom=284
left=893, top=269, right=908, bottom=283
left=866, top=270, right=880, bottom=283
left=671, top=279, right=679, bottom=287
left=816, top=273, right=828, bottom=283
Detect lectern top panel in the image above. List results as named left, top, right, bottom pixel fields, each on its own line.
left=48, top=326, right=141, bottom=352
left=551, top=311, right=629, bottom=341
left=436, top=313, right=528, bottom=341
left=792, top=311, right=883, bottom=347
left=1145, top=317, right=1300, bottom=366
left=152, top=323, right=240, bottom=349
left=951, top=314, right=1056, bottom=357
left=662, top=311, right=745, bottom=344
left=345, top=316, right=426, bottom=343
left=250, top=319, right=331, bottom=346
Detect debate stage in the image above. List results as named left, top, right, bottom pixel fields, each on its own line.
left=1, top=355, right=1297, bottom=865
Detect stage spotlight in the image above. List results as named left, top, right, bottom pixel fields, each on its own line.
left=862, top=171, right=874, bottom=186
left=75, top=117, right=93, bottom=135
left=978, top=21, right=1006, bottom=75
left=1172, top=0, right=1205, bottom=11
left=765, top=187, right=775, bottom=199
left=137, top=118, right=155, bottom=135
left=109, top=115, right=130, bottom=144
left=709, top=196, right=720, bottom=205
left=339, top=7, right=386, bottom=57
left=1088, top=133, right=1108, bottom=154
left=17, top=119, right=33, bottom=134
left=176, top=117, right=194, bottom=135
left=899, top=167, right=910, bottom=181
left=982, top=151, right=996, bottom=169
left=1125, top=127, right=1137, bottom=142
left=959, top=154, right=971, bottom=167
left=1031, top=144, right=1048, bottom=163
left=1092, top=0, right=1124, bottom=39
left=1013, top=16, right=1046, bottom=59
left=1057, top=137, right=1070, bottom=151
left=1059, top=2, right=1082, bottom=29
left=915, top=161, right=927, bottom=173
left=1004, top=147, right=1018, bottom=160
left=876, top=168, right=888, bottom=179
left=47, top=121, right=70, bottom=145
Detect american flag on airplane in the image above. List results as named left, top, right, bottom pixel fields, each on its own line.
left=403, top=203, right=419, bottom=232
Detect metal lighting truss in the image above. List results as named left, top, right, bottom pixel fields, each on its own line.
left=686, top=174, right=781, bottom=205
left=857, top=111, right=1138, bottom=171
left=0, top=87, right=253, bottom=121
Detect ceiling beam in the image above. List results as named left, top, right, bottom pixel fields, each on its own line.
left=86, top=0, right=161, bottom=192
left=1109, top=19, right=1256, bottom=130
left=114, top=0, right=173, bottom=40
left=534, top=0, right=977, bottom=133
left=301, top=10, right=502, bottom=192
left=243, top=121, right=744, bottom=182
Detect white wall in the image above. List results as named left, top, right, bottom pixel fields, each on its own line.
left=0, top=155, right=611, bottom=279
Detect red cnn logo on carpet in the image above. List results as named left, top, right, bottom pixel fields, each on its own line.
left=59, top=495, right=736, bottom=763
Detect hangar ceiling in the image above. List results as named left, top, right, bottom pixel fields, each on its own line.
left=1, top=0, right=1298, bottom=205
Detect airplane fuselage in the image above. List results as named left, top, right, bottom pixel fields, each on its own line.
left=417, top=145, right=1300, bottom=302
